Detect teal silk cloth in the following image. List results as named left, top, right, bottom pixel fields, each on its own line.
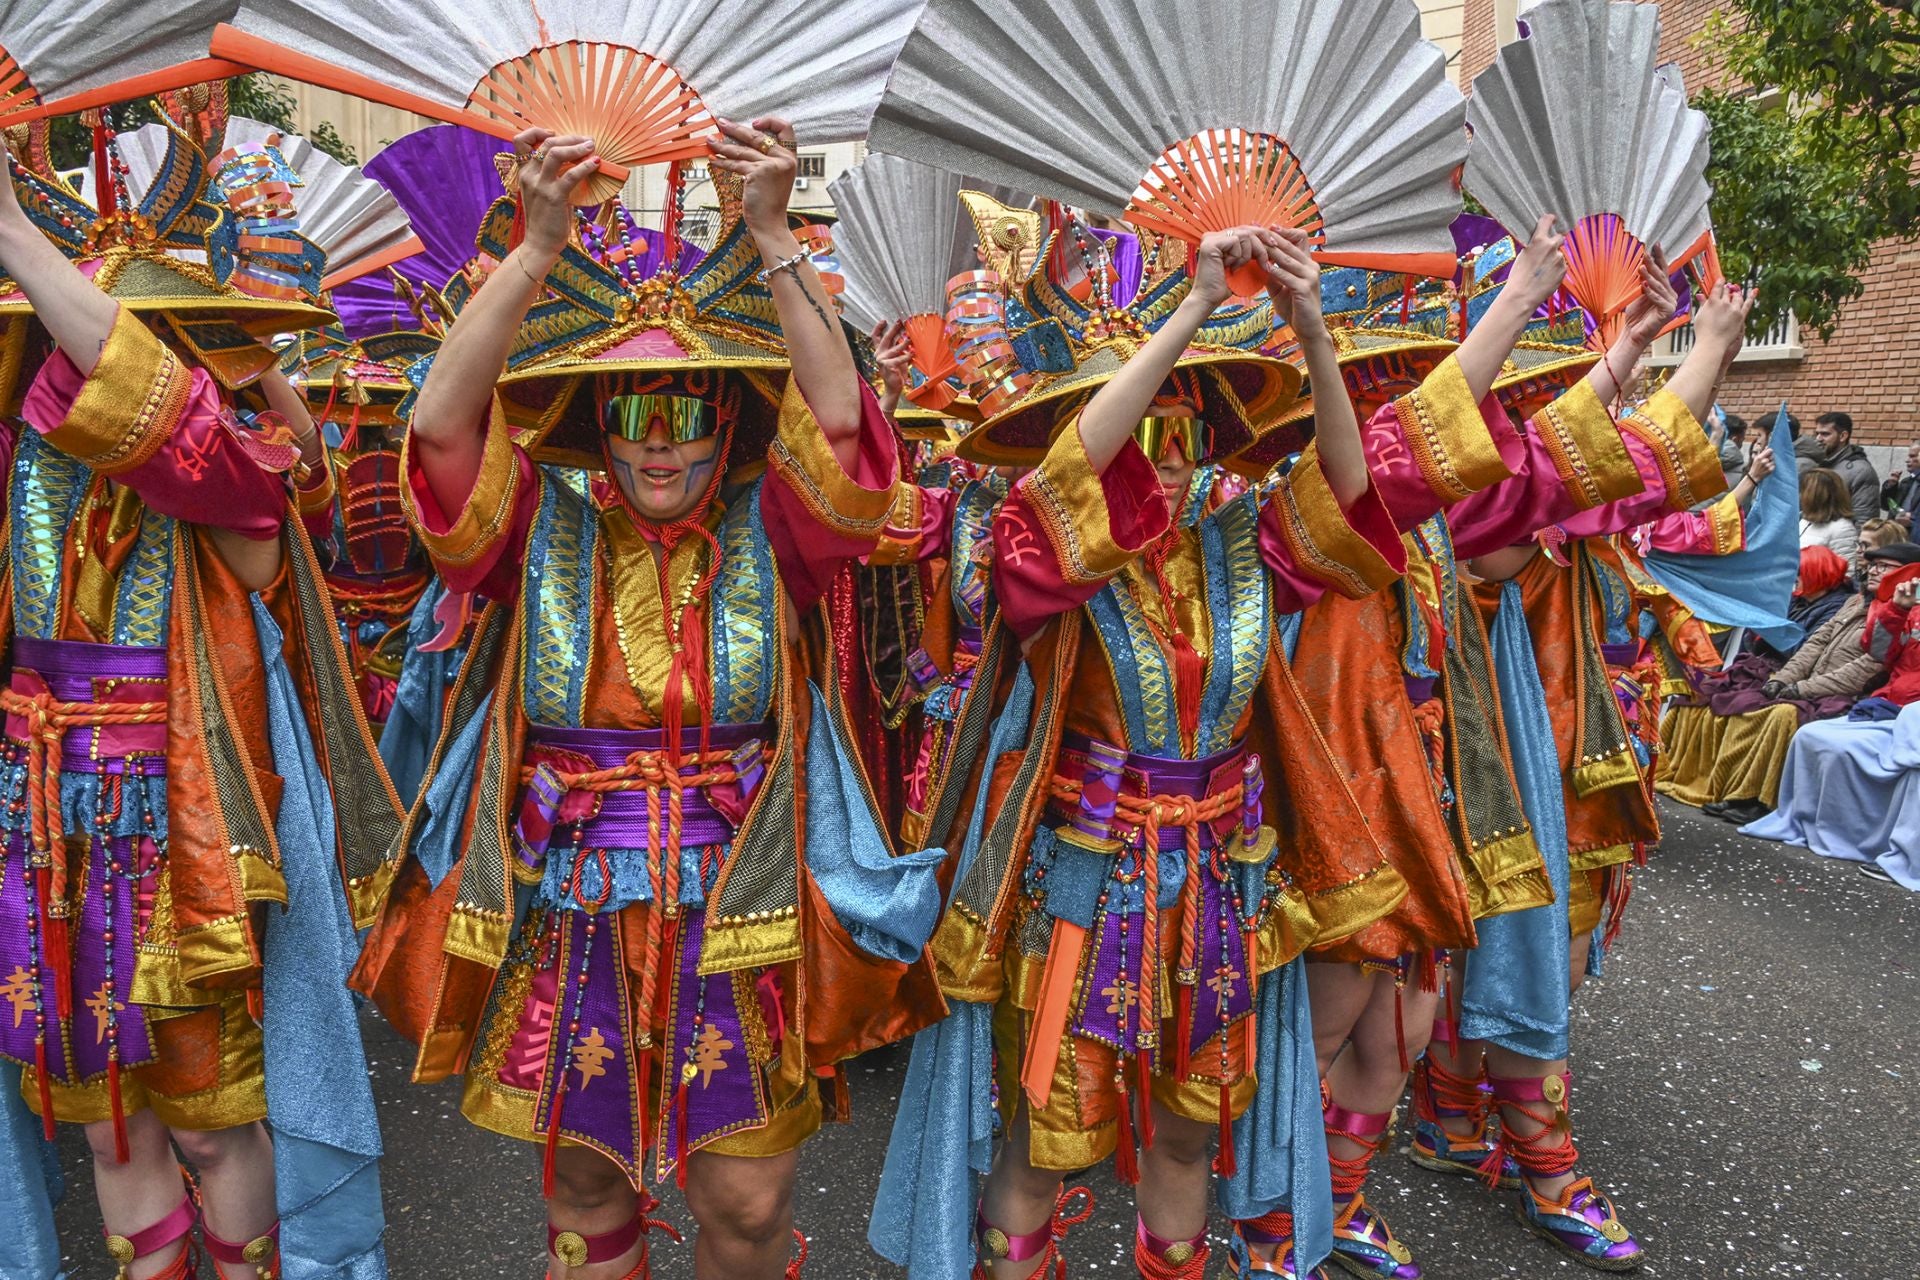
left=803, top=681, right=947, bottom=962
left=253, top=600, right=390, bottom=1280
left=0, top=1061, right=65, bottom=1280
left=869, top=665, right=1036, bottom=1278
left=1643, top=406, right=1804, bottom=651
left=1458, top=580, right=1572, bottom=1061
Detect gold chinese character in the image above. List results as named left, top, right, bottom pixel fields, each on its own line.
left=1, top=966, right=32, bottom=1029
left=1103, top=977, right=1138, bottom=1017
left=86, top=982, right=124, bottom=1044
left=572, top=1028, right=615, bottom=1091
left=1206, top=966, right=1241, bottom=1004
left=691, top=1023, right=734, bottom=1089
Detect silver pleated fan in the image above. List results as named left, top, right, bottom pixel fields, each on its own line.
left=1465, top=0, right=1711, bottom=261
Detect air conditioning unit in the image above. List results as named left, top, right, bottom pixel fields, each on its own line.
left=794, top=177, right=811, bottom=190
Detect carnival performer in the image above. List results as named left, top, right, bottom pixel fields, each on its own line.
left=1239, top=221, right=1598, bottom=1280
left=1409, top=276, right=1755, bottom=1272
left=0, top=108, right=398, bottom=1280
left=350, top=119, right=944, bottom=1280
left=876, top=219, right=1485, bottom=1280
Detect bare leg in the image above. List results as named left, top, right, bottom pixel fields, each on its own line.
left=545, top=1145, right=642, bottom=1280
left=1134, top=1100, right=1213, bottom=1243
left=977, top=1106, right=1066, bottom=1280
left=683, top=1147, right=799, bottom=1280
left=1305, top=961, right=1377, bottom=1078
left=170, top=1122, right=277, bottom=1276
left=88, top=1111, right=191, bottom=1280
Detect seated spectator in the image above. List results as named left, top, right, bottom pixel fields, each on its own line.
left=1812, top=411, right=1881, bottom=524
left=1742, top=547, right=1920, bottom=887
left=1711, top=407, right=1747, bottom=483
left=1799, top=467, right=1860, bottom=562
left=1783, top=545, right=1855, bottom=644
left=1882, top=442, right=1920, bottom=530
left=1655, top=542, right=1914, bottom=822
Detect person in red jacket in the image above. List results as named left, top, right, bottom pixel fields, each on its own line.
left=1863, top=545, right=1920, bottom=706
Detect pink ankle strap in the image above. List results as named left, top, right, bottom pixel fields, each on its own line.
left=1487, top=1070, right=1573, bottom=1106
left=1323, top=1100, right=1392, bottom=1139
left=549, top=1214, right=645, bottom=1268
left=202, top=1219, right=280, bottom=1273
left=1136, top=1218, right=1206, bottom=1259
left=106, top=1197, right=197, bottom=1261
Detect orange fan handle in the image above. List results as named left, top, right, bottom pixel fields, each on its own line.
left=901, top=312, right=959, bottom=407
left=0, top=57, right=253, bottom=126
left=210, top=25, right=631, bottom=186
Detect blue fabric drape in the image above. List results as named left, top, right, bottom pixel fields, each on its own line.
left=252, top=599, right=389, bottom=1280
left=0, top=1061, right=65, bottom=1280
left=376, top=581, right=466, bottom=807
left=1458, top=580, right=1572, bottom=1061
left=1644, top=405, right=1804, bottom=651
left=803, top=682, right=947, bottom=962
left=1218, top=955, right=1333, bottom=1272
left=870, top=665, right=1035, bottom=1278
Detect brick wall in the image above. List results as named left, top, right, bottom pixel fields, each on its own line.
left=1456, top=0, right=1919, bottom=447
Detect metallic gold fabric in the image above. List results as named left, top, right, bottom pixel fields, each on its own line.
left=400, top=397, right=524, bottom=568
left=1392, top=354, right=1512, bottom=503
left=1620, top=388, right=1727, bottom=514
left=1533, top=378, right=1643, bottom=510
left=40, top=309, right=190, bottom=476
left=1022, top=421, right=1148, bottom=586
left=1271, top=447, right=1401, bottom=599
left=22, top=992, right=265, bottom=1130
left=767, top=380, right=893, bottom=541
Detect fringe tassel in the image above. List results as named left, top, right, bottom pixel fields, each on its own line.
left=1172, top=986, right=1193, bottom=1082
left=1135, top=1053, right=1156, bottom=1153
left=1115, top=1074, right=1140, bottom=1185
left=542, top=1099, right=563, bottom=1199
left=108, top=1058, right=129, bottom=1163
left=1212, top=1082, right=1236, bottom=1177
left=672, top=1082, right=690, bottom=1190
left=33, top=1039, right=54, bottom=1141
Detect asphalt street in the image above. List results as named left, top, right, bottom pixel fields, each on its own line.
left=49, top=798, right=1920, bottom=1278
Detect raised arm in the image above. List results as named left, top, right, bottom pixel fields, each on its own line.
left=708, top=116, right=864, bottom=464
left=0, top=158, right=117, bottom=373
left=1451, top=216, right=1569, bottom=405
left=1263, top=226, right=1368, bottom=505
left=1074, top=226, right=1255, bottom=472
left=410, top=128, right=597, bottom=521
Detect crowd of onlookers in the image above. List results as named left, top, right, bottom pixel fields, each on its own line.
left=1658, top=410, right=1920, bottom=888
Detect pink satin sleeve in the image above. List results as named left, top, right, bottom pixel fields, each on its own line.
left=1254, top=466, right=1407, bottom=612
left=1551, top=431, right=1677, bottom=540
left=1362, top=392, right=1523, bottom=531
left=761, top=381, right=900, bottom=614
left=404, top=434, right=538, bottom=601
left=993, top=435, right=1168, bottom=640
left=23, top=351, right=287, bottom=538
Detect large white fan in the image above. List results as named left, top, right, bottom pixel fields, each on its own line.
left=83, top=117, right=420, bottom=290
left=220, top=118, right=422, bottom=289
left=828, top=154, right=988, bottom=408
left=210, top=0, right=925, bottom=203
left=1464, top=0, right=1712, bottom=344
left=0, top=0, right=243, bottom=124
left=868, top=0, right=1466, bottom=294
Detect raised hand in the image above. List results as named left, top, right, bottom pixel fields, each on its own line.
left=708, top=116, right=798, bottom=238
left=1504, top=214, right=1570, bottom=313
left=1190, top=226, right=1263, bottom=311
left=1693, top=281, right=1757, bottom=363
left=1621, top=246, right=1680, bottom=349
left=511, top=127, right=599, bottom=262
left=1259, top=226, right=1322, bottom=333
left=873, top=319, right=912, bottom=397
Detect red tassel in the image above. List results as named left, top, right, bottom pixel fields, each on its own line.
left=1170, top=635, right=1204, bottom=750
left=1114, top=1082, right=1140, bottom=1185
left=1395, top=984, right=1410, bottom=1074
left=44, top=925, right=71, bottom=1022
left=33, top=1039, right=54, bottom=1141
left=830, top=1067, right=851, bottom=1124
left=1134, top=1054, right=1156, bottom=1152
left=542, top=1097, right=563, bottom=1199
left=672, top=1082, right=690, bottom=1190
left=91, top=122, right=112, bottom=219
left=1212, top=1083, right=1237, bottom=1177
left=108, top=1058, right=129, bottom=1163
left=1172, top=985, right=1193, bottom=1082
left=509, top=194, right=527, bottom=255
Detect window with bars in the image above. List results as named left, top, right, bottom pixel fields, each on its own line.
left=1648, top=309, right=1804, bottom=366
left=796, top=153, right=828, bottom=179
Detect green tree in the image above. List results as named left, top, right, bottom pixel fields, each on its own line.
left=1698, top=1, right=1920, bottom=337
left=45, top=74, right=355, bottom=174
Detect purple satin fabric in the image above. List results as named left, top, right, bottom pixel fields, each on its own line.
left=521, top=721, right=768, bottom=850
